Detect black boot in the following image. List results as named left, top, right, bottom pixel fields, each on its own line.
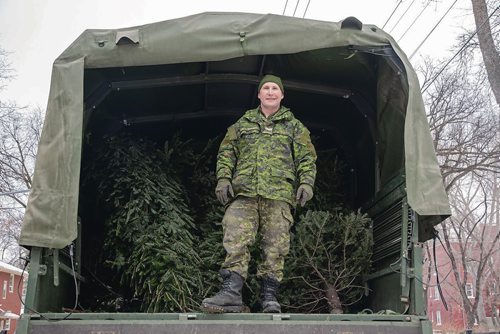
left=261, top=276, right=281, bottom=313
left=201, top=269, right=245, bottom=313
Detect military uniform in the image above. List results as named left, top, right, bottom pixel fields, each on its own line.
left=202, top=74, right=316, bottom=313
left=216, top=106, right=317, bottom=281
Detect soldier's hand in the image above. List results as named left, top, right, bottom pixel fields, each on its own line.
left=215, top=178, right=234, bottom=205
left=296, top=184, right=313, bottom=207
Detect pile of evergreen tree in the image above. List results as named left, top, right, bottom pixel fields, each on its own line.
left=84, top=135, right=204, bottom=312
left=82, top=132, right=372, bottom=313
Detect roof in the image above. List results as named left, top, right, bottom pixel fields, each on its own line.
left=19, top=12, right=450, bottom=248
left=0, top=260, right=25, bottom=276
left=0, top=309, right=20, bottom=319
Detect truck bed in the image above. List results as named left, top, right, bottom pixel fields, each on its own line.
left=18, top=313, right=432, bottom=334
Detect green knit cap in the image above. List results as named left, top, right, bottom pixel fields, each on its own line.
left=258, top=74, right=284, bottom=93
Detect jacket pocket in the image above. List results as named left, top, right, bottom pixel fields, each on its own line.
left=232, top=166, right=256, bottom=194
left=233, top=164, right=255, bottom=178
left=239, top=127, right=260, bottom=136
left=270, top=168, right=296, bottom=183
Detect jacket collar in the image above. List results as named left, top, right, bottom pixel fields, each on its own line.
left=244, top=106, right=292, bottom=122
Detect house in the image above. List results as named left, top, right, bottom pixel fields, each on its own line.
left=0, top=261, right=27, bottom=334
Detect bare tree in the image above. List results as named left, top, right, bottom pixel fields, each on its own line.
left=441, top=174, right=499, bottom=330
left=0, top=47, right=14, bottom=87
left=0, top=106, right=42, bottom=264
left=470, top=0, right=500, bottom=106
left=0, top=47, right=15, bottom=121
left=421, top=55, right=500, bottom=330
left=483, top=176, right=500, bottom=327
left=0, top=106, right=42, bottom=196
left=0, top=211, right=24, bottom=265
left=0, top=47, right=42, bottom=265
left=421, top=57, right=500, bottom=191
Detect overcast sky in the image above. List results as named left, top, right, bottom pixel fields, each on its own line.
left=0, top=0, right=474, bottom=108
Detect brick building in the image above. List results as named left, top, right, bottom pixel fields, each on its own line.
left=425, top=226, right=500, bottom=334
left=0, top=261, right=27, bottom=334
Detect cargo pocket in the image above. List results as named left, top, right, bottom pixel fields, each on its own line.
left=281, top=205, right=294, bottom=227
left=280, top=205, right=293, bottom=256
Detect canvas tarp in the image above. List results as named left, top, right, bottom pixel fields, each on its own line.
left=20, top=12, right=451, bottom=248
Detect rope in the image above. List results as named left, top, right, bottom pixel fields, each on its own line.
left=433, top=234, right=449, bottom=311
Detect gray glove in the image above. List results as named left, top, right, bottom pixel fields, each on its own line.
left=215, top=178, right=234, bottom=205
left=296, top=184, right=314, bottom=207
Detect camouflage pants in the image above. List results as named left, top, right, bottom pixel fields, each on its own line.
left=221, top=196, right=293, bottom=282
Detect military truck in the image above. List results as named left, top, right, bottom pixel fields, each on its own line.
left=17, top=12, right=450, bottom=334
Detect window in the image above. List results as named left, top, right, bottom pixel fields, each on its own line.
left=2, top=280, right=7, bottom=299
left=436, top=310, right=442, bottom=325
left=434, top=286, right=440, bottom=300
left=5, top=319, right=10, bottom=330
left=9, top=273, right=15, bottom=292
left=465, top=283, right=474, bottom=298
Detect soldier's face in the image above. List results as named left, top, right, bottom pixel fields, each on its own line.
left=258, top=82, right=284, bottom=110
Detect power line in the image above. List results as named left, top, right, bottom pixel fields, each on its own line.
left=293, top=0, right=301, bottom=17
left=302, top=0, right=311, bottom=18
left=389, top=0, right=417, bottom=34
left=282, top=0, right=289, bottom=15
left=382, top=0, right=403, bottom=29
left=421, top=5, right=500, bottom=94
left=397, top=0, right=432, bottom=42
left=282, top=0, right=310, bottom=18
left=409, top=0, right=460, bottom=60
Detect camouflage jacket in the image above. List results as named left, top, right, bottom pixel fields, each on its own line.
left=216, top=106, right=317, bottom=206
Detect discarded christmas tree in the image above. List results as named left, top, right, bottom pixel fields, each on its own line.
left=282, top=210, right=372, bottom=313
left=85, top=135, right=203, bottom=312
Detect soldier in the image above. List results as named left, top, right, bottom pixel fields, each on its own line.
left=201, top=74, right=317, bottom=313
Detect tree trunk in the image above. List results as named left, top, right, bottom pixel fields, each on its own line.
left=441, top=222, right=475, bottom=330
left=325, top=283, right=343, bottom=314
left=471, top=0, right=500, bottom=106
left=465, top=306, right=476, bottom=330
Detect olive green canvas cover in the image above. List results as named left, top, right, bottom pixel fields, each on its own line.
left=20, top=12, right=450, bottom=248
